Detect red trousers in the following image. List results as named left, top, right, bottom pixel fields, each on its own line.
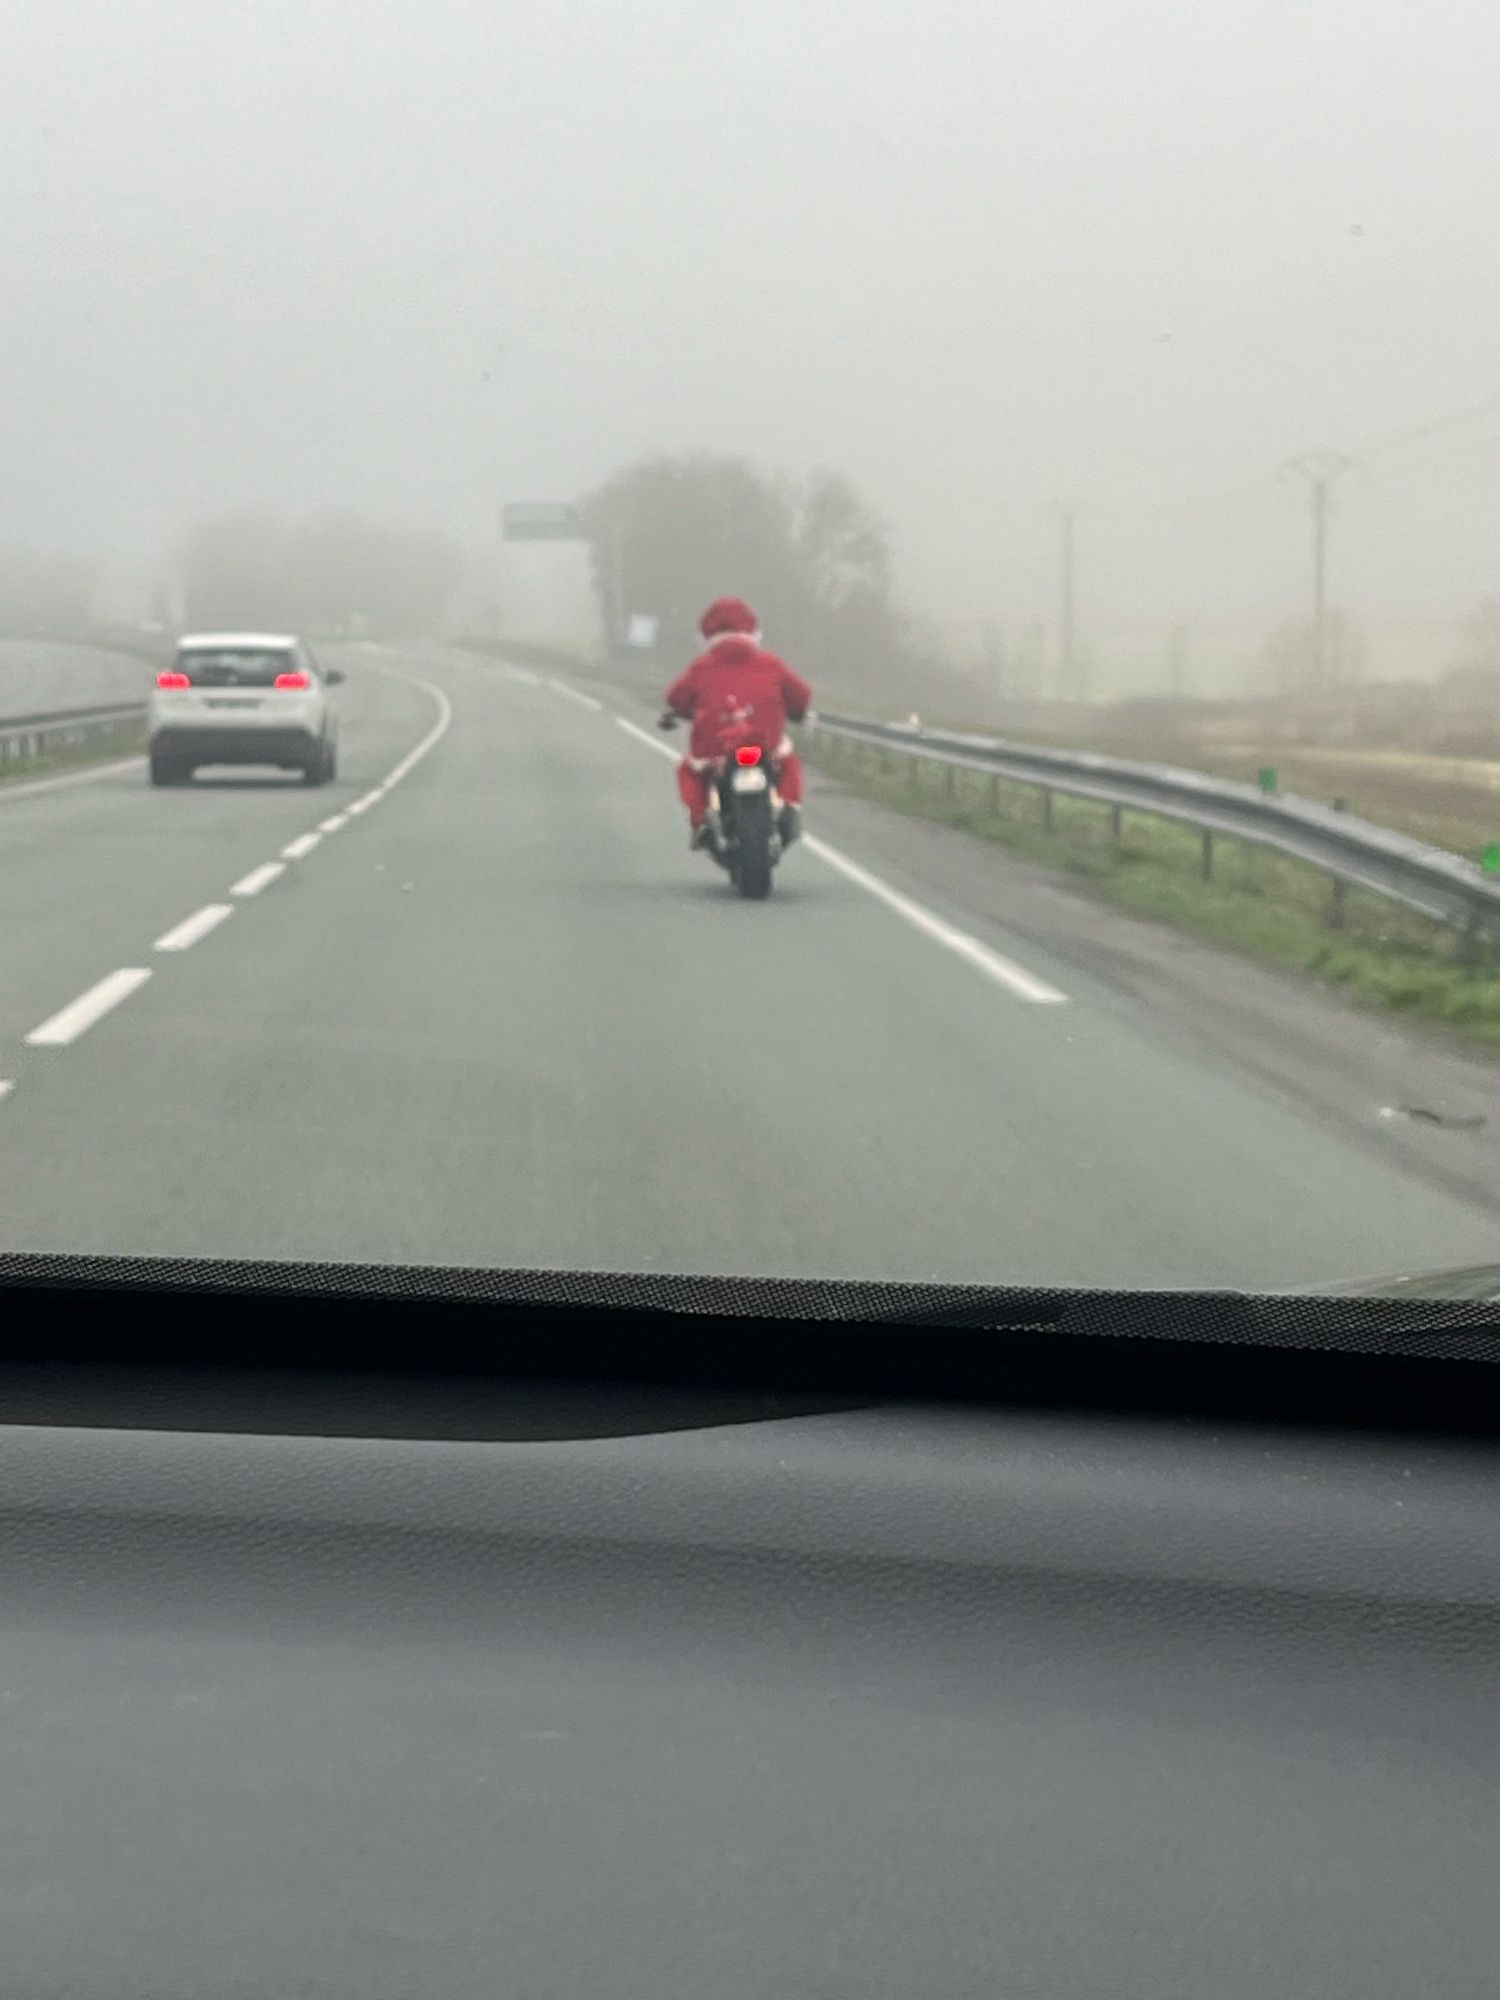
left=677, top=753, right=804, bottom=826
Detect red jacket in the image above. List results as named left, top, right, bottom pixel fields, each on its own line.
left=665, top=637, right=812, bottom=761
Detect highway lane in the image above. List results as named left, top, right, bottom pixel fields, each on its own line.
left=0, top=660, right=438, bottom=1055
left=0, top=641, right=1498, bottom=1288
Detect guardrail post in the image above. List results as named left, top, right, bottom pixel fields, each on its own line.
left=1326, top=799, right=1349, bottom=928
left=988, top=772, right=999, bottom=818
left=909, top=755, right=920, bottom=795
left=1201, top=829, right=1214, bottom=881
left=1041, top=787, right=1053, bottom=831
left=1110, top=803, right=1123, bottom=842
left=943, top=761, right=956, bottom=801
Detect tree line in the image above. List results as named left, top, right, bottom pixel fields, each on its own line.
left=176, top=511, right=464, bottom=638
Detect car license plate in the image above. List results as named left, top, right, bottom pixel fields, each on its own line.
left=206, top=698, right=261, bottom=709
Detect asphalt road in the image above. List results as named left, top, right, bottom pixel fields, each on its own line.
left=2, top=640, right=1499, bottom=1289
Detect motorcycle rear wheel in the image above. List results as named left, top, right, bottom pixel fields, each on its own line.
left=730, top=793, right=774, bottom=900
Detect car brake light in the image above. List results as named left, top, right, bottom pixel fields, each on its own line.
left=735, top=745, right=762, bottom=767
left=274, top=671, right=311, bottom=690
left=156, top=671, right=191, bottom=689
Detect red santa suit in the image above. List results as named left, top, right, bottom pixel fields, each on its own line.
left=663, top=598, right=811, bottom=828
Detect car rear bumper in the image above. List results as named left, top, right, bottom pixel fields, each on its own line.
left=150, top=728, right=323, bottom=766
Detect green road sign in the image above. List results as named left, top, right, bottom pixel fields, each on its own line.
left=1257, top=766, right=1278, bottom=794
left=502, top=503, right=586, bottom=542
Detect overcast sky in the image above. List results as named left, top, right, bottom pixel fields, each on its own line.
left=4, top=0, right=1499, bottom=642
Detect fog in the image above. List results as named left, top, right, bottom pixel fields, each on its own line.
left=4, top=0, right=1499, bottom=682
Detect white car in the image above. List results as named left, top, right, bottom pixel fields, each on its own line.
left=148, top=632, right=344, bottom=787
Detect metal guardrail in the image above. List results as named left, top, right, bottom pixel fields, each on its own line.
left=0, top=701, right=147, bottom=768
left=807, top=711, right=1500, bottom=946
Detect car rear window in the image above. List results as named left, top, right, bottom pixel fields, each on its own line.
left=174, top=649, right=297, bottom=687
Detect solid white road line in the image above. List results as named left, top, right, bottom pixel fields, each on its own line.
left=318, top=813, right=349, bottom=833
left=25, top=968, right=152, bottom=1047
left=506, top=666, right=542, bottom=686
left=616, top=716, right=677, bottom=761
left=804, top=836, right=1067, bottom=1003
left=281, top=831, right=321, bottom=859
left=153, top=903, right=234, bottom=953
left=379, top=677, right=453, bottom=789
left=0, top=755, right=144, bottom=806
left=231, top=861, right=285, bottom=897
left=548, top=678, right=603, bottom=711
left=614, top=712, right=1066, bottom=1003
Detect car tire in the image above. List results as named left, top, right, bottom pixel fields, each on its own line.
left=302, top=744, right=331, bottom=787
left=149, top=754, right=188, bottom=787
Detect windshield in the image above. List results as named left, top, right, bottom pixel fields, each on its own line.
left=3, top=1, right=1500, bottom=1299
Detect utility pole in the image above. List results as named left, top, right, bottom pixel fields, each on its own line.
left=1279, top=452, right=1357, bottom=692
left=983, top=621, right=1006, bottom=709
left=1056, top=502, right=1078, bottom=698
left=595, top=517, right=626, bottom=651
left=1167, top=622, right=1188, bottom=699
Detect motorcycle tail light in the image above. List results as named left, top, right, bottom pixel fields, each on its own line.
left=735, top=745, right=762, bottom=767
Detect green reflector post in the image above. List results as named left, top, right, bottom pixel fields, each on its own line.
left=1257, top=766, right=1278, bottom=794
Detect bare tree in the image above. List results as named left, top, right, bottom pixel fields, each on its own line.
left=583, top=452, right=920, bottom=698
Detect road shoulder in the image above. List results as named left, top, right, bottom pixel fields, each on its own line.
left=811, top=773, right=1500, bottom=1218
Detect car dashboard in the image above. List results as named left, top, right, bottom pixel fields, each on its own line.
left=0, top=1259, right=1494, bottom=2000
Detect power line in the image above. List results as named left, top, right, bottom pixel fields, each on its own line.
left=1355, top=389, right=1500, bottom=461
left=1084, top=388, right=1500, bottom=525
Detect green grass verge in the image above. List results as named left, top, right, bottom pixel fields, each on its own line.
left=0, top=726, right=145, bottom=788
left=809, top=734, right=1500, bottom=1049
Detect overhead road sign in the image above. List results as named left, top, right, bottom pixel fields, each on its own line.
left=502, top=503, right=586, bottom=542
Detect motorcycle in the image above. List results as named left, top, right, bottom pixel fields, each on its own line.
left=658, top=704, right=787, bottom=900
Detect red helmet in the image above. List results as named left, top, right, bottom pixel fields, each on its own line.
left=699, top=596, right=759, bottom=640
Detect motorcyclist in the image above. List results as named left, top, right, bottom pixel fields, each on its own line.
left=660, top=597, right=812, bottom=850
